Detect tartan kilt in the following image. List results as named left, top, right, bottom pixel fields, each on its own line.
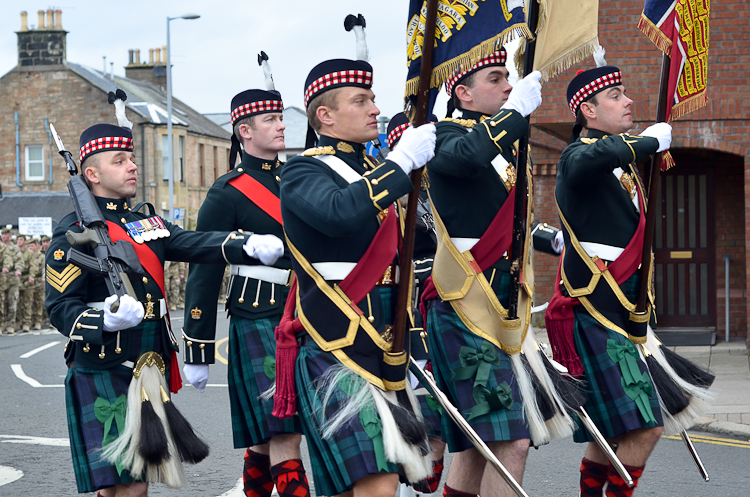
left=426, top=299, right=531, bottom=453
left=65, top=321, right=164, bottom=493
left=415, top=388, right=443, bottom=438
left=572, top=274, right=664, bottom=443
left=227, top=315, right=301, bottom=448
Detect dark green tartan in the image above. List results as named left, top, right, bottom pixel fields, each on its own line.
left=295, top=287, right=400, bottom=496
left=227, top=315, right=301, bottom=448
left=65, top=321, right=163, bottom=493
left=572, top=274, right=663, bottom=443
left=426, top=267, right=531, bottom=453
left=416, top=390, right=442, bottom=438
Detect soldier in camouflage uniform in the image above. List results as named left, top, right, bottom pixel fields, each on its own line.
left=0, top=227, right=13, bottom=331
left=19, top=236, right=43, bottom=332
left=3, top=229, right=25, bottom=334
left=40, top=235, right=51, bottom=328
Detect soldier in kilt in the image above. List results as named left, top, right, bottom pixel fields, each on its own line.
left=276, top=16, right=437, bottom=496
left=46, top=91, right=284, bottom=496
left=182, top=51, right=309, bottom=497
left=549, top=52, right=713, bottom=496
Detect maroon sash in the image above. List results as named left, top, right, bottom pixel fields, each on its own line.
left=228, top=174, right=283, bottom=225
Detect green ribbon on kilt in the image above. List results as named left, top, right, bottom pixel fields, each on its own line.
left=94, top=394, right=128, bottom=475
left=359, top=405, right=389, bottom=473
left=606, top=339, right=657, bottom=424
left=467, top=381, right=513, bottom=420
left=425, top=394, right=442, bottom=414
left=451, top=341, right=501, bottom=388
left=263, top=356, right=276, bottom=380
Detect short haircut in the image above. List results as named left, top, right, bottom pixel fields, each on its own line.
left=452, top=72, right=479, bottom=112
left=306, top=88, right=342, bottom=132
left=576, top=94, right=599, bottom=128
left=81, top=153, right=100, bottom=189
left=233, top=115, right=257, bottom=142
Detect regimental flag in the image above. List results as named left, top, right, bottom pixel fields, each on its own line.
left=404, top=0, right=531, bottom=117
left=516, top=0, right=601, bottom=82
left=638, top=0, right=710, bottom=121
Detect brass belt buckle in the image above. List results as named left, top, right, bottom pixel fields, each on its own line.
left=144, top=294, right=156, bottom=320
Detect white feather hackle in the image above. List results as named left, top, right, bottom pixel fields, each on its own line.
left=593, top=45, right=607, bottom=68
left=260, top=59, right=275, bottom=91
left=352, top=25, right=369, bottom=61
left=113, top=98, right=133, bottom=130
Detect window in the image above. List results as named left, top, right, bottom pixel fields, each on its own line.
left=25, top=145, right=44, bottom=181
left=179, top=135, right=185, bottom=182
left=199, top=144, right=205, bottom=187
left=213, top=146, right=218, bottom=181
left=161, top=134, right=169, bottom=181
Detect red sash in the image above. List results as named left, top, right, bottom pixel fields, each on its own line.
left=273, top=207, right=398, bottom=418
left=106, top=221, right=182, bottom=392
left=545, top=189, right=647, bottom=376
left=228, top=174, right=283, bottom=225
left=419, top=188, right=516, bottom=317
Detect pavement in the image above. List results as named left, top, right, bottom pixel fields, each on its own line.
left=534, top=327, right=750, bottom=440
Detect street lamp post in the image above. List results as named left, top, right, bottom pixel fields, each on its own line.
left=166, top=13, right=200, bottom=223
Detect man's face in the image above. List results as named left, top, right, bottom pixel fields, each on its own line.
left=326, top=87, right=380, bottom=143
left=86, top=150, right=138, bottom=199
left=16, top=237, right=25, bottom=249
left=1, top=233, right=9, bottom=244
left=242, top=112, right=285, bottom=156
left=42, top=240, right=50, bottom=251
left=583, top=86, right=634, bottom=135
left=28, top=242, right=39, bottom=252
left=459, top=66, right=512, bottom=115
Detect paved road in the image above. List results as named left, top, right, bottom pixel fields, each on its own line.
left=1, top=308, right=749, bottom=496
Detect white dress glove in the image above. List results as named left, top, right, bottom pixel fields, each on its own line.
left=501, top=71, right=543, bottom=118
left=640, top=122, right=672, bottom=153
left=102, top=294, right=144, bottom=332
left=183, top=364, right=209, bottom=393
left=387, top=123, right=436, bottom=175
left=552, top=230, right=564, bottom=255
left=243, top=234, right=284, bottom=265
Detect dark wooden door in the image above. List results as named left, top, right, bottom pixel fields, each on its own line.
left=653, top=161, right=716, bottom=329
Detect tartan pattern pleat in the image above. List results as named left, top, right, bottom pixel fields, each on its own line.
left=426, top=298, right=530, bottom=453
left=572, top=274, right=663, bottom=443
left=65, top=321, right=161, bottom=493
left=227, top=315, right=301, bottom=448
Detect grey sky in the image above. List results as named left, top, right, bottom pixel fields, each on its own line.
left=1, top=1, right=521, bottom=120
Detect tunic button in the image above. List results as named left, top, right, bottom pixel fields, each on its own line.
left=270, top=299, right=276, bottom=305
left=238, top=298, right=245, bottom=304
left=142, top=277, right=148, bottom=284
left=99, top=352, right=106, bottom=359
left=237, top=168, right=244, bottom=172
left=146, top=293, right=151, bottom=300
left=82, top=312, right=89, bottom=317
left=371, top=178, right=379, bottom=186
left=199, top=343, right=205, bottom=349
left=252, top=302, right=259, bottom=308
left=230, top=233, right=237, bottom=240
left=76, top=323, right=82, bottom=329
left=238, top=229, right=244, bottom=233
left=187, top=341, right=193, bottom=347
left=490, top=121, right=497, bottom=127
left=83, top=345, right=90, bottom=353
left=275, top=176, right=281, bottom=182
left=115, top=347, right=122, bottom=354
left=121, top=218, right=127, bottom=223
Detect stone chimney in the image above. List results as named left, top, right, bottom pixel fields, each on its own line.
left=17, top=9, right=67, bottom=67
left=125, top=47, right=167, bottom=92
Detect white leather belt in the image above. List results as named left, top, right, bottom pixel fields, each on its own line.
left=230, top=265, right=292, bottom=286
left=451, top=237, right=479, bottom=252
left=312, top=262, right=357, bottom=281
left=87, top=299, right=167, bottom=320
left=579, top=242, right=624, bottom=262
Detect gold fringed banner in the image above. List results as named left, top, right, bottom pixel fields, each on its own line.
left=660, top=150, right=676, bottom=171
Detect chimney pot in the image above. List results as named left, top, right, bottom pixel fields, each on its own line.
left=149, top=49, right=154, bottom=64
left=37, top=10, right=45, bottom=29
left=46, top=9, right=53, bottom=29
left=135, top=49, right=141, bottom=64
left=154, top=48, right=161, bottom=64
left=54, top=9, right=62, bottom=29
left=162, top=45, right=167, bottom=64
left=128, top=49, right=134, bottom=65
left=20, top=11, right=28, bottom=31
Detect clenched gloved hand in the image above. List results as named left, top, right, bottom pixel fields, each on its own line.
left=640, top=122, right=672, bottom=153
left=183, top=364, right=209, bottom=393
left=103, top=294, right=144, bottom=332
left=244, top=234, right=284, bottom=265
left=387, top=123, right=436, bottom=175
left=501, top=71, right=543, bottom=118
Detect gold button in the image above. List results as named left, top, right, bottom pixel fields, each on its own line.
left=237, top=167, right=244, bottom=172
left=187, top=341, right=193, bottom=347
left=83, top=345, right=90, bottom=353
left=146, top=293, right=151, bottom=300
left=490, top=121, right=497, bottom=127
left=230, top=233, right=237, bottom=239
left=238, top=229, right=244, bottom=233
left=368, top=316, right=375, bottom=323
left=238, top=298, right=245, bottom=304
left=371, top=178, right=379, bottom=185
left=76, top=323, right=82, bottom=329
left=172, top=341, right=177, bottom=346
left=142, top=277, right=148, bottom=284
left=182, top=336, right=186, bottom=340
left=199, top=343, right=205, bottom=349
left=82, top=312, right=89, bottom=317
left=99, top=352, right=105, bottom=359
left=121, top=218, right=127, bottom=223
left=252, top=302, right=259, bottom=308
left=115, top=347, right=122, bottom=354
left=269, top=299, right=276, bottom=305
left=275, top=176, right=281, bottom=182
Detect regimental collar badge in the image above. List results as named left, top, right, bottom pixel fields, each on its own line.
left=262, top=162, right=272, bottom=170
left=336, top=141, right=355, bottom=154
left=275, top=160, right=281, bottom=169
left=123, top=201, right=129, bottom=210
left=106, top=202, right=117, bottom=210
left=53, top=249, right=64, bottom=261
left=301, top=145, right=335, bottom=157
left=190, top=307, right=202, bottom=320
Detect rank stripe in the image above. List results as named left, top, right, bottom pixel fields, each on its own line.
left=46, top=264, right=81, bottom=293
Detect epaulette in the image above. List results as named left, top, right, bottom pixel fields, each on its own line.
left=301, top=145, right=336, bottom=157
left=441, top=117, right=478, bottom=128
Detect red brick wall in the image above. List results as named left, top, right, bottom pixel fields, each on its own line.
left=529, top=1, right=750, bottom=342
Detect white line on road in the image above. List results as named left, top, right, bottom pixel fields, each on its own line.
left=10, top=364, right=64, bottom=388
left=0, top=435, right=69, bottom=447
left=0, top=466, right=23, bottom=486
left=19, top=341, right=61, bottom=359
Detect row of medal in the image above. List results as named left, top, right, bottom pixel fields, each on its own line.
left=123, top=216, right=171, bottom=244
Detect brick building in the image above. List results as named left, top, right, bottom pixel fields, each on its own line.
left=0, top=9, right=232, bottom=231
left=528, top=1, right=749, bottom=345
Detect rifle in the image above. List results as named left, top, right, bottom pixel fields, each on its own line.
left=50, top=123, right=144, bottom=311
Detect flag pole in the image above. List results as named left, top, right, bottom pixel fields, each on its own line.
left=391, top=0, right=438, bottom=354
left=508, top=0, right=541, bottom=319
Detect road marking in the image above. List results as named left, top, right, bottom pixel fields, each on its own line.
left=664, top=433, right=750, bottom=449
left=0, top=435, right=69, bottom=447
left=0, top=466, right=23, bottom=486
left=215, top=336, right=229, bottom=365
left=10, top=364, right=63, bottom=388
left=216, top=477, right=243, bottom=497
left=19, top=341, right=61, bottom=359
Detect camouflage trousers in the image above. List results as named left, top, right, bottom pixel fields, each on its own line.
left=19, top=280, right=44, bottom=328
left=5, top=275, right=21, bottom=330
left=0, top=273, right=7, bottom=325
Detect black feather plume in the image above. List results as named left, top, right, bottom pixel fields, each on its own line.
left=540, top=352, right=587, bottom=410
left=521, top=354, right=556, bottom=421
left=387, top=389, right=431, bottom=456
left=163, top=398, right=210, bottom=464
left=661, top=346, right=715, bottom=388
left=115, top=88, right=127, bottom=101
left=258, top=51, right=268, bottom=66
left=646, top=355, right=691, bottom=415
left=107, top=91, right=116, bottom=104
left=137, top=400, right=170, bottom=465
